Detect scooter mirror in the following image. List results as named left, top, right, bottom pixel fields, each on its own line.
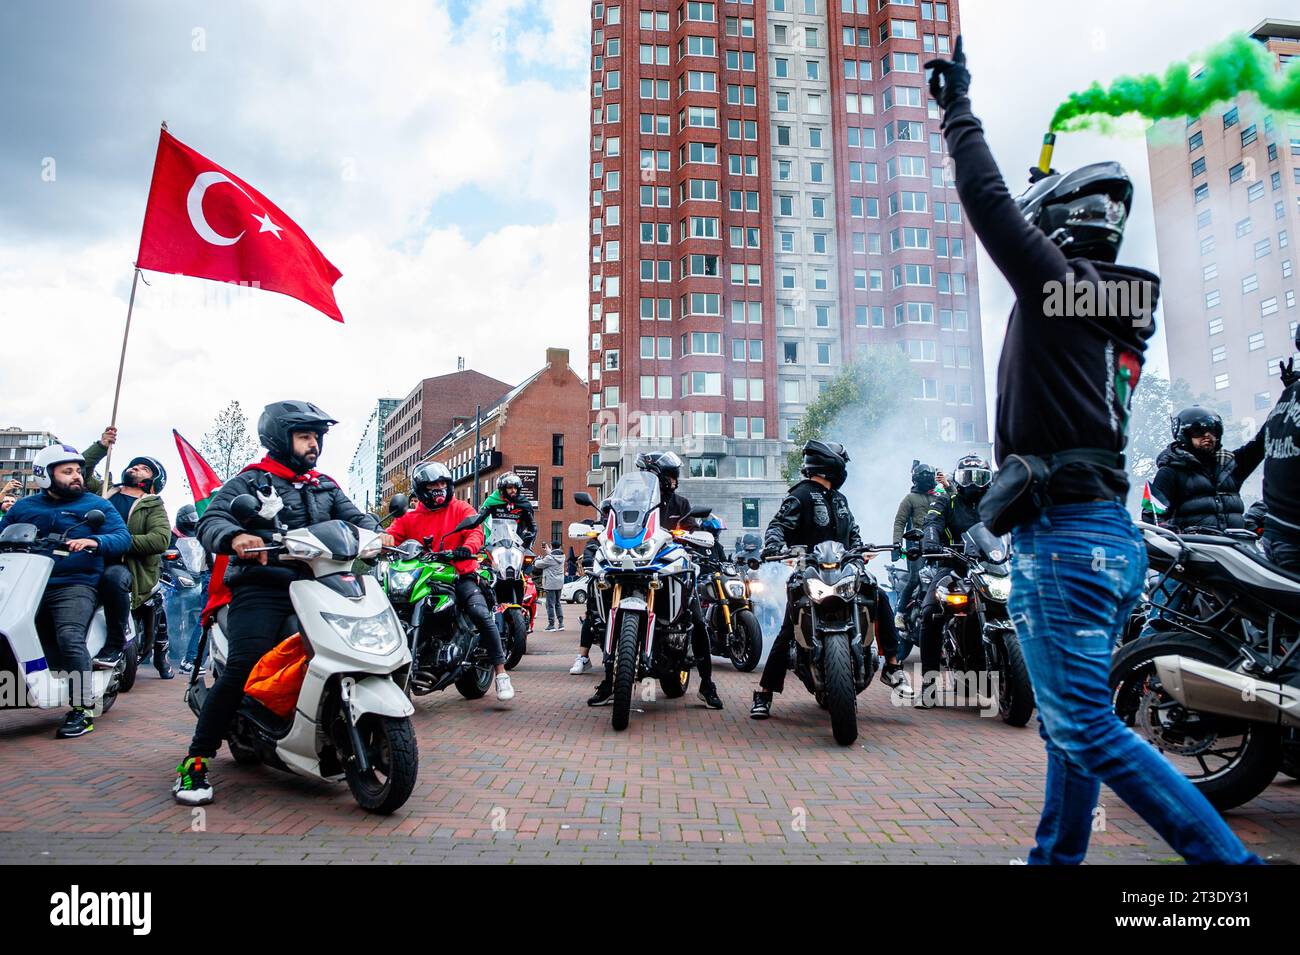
left=230, top=494, right=260, bottom=524
left=84, top=509, right=105, bottom=531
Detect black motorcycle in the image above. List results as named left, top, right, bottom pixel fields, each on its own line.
left=924, top=524, right=1034, bottom=726
left=694, top=551, right=763, bottom=672
left=1111, top=522, right=1300, bottom=809
left=764, top=540, right=888, bottom=746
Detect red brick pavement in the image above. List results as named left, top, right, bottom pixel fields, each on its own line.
left=1, top=630, right=1298, bottom=863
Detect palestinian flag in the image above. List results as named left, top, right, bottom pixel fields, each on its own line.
left=172, top=429, right=224, bottom=516
left=1141, top=481, right=1168, bottom=520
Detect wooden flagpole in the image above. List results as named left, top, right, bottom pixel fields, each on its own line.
left=103, top=266, right=142, bottom=484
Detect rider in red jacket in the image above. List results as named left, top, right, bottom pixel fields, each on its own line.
left=383, top=462, right=514, bottom=701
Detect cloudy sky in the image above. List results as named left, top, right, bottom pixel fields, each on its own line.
left=0, top=0, right=1282, bottom=516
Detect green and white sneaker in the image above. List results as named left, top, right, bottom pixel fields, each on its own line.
left=173, top=756, right=214, bottom=806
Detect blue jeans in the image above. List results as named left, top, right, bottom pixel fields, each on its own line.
left=163, top=574, right=210, bottom=665
left=1009, top=501, right=1259, bottom=865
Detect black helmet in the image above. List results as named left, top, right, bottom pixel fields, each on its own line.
left=125, top=455, right=167, bottom=493
left=411, top=461, right=453, bottom=510
left=635, top=450, right=683, bottom=495
left=1016, top=161, right=1133, bottom=263
left=801, top=439, right=850, bottom=490
left=176, top=503, right=199, bottom=537
left=1172, top=407, right=1223, bottom=450
left=911, top=462, right=937, bottom=493
left=257, top=400, right=337, bottom=472
left=952, top=454, right=992, bottom=501
left=497, top=472, right=523, bottom=499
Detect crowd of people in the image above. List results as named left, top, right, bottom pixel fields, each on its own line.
left=8, top=37, right=1300, bottom=865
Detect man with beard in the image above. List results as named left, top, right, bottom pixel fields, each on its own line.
left=0, top=444, right=131, bottom=738
left=80, top=426, right=174, bottom=677
left=1140, top=408, right=1260, bottom=532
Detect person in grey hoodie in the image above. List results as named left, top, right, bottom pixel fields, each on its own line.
left=535, top=541, right=566, bottom=631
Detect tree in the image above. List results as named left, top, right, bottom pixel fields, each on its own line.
left=201, top=400, right=260, bottom=481
left=379, top=467, right=411, bottom=518
left=783, top=347, right=920, bottom=482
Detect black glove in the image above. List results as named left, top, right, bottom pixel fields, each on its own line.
left=761, top=546, right=782, bottom=560
left=924, top=34, right=969, bottom=112
left=1027, top=166, right=1059, bottom=184
left=891, top=545, right=904, bottom=563
left=451, top=546, right=474, bottom=562
left=922, top=541, right=942, bottom=557
left=1281, top=357, right=1298, bottom=389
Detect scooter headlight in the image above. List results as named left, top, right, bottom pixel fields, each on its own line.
left=321, top=609, right=403, bottom=656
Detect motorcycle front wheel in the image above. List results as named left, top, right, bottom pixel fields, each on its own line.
left=823, top=634, right=858, bottom=746
left=612, top=614, right=640, bottom=731
left=729, top=609, right=763, bottom=672
left=343, top=714, right=419, bottom=815
left=994, top=629, right=1034, bottom=727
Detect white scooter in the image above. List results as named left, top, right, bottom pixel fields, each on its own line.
left=0, top=509, right=127, bottom=718
left=185, top=492, right=417, bottom=814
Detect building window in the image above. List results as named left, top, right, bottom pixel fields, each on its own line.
left=1214, top=373, right=1230, bottom=391
left=735, top=456, right=766, bottom=479
left=552, top=433, right=564, bottom=467
left=551, top=477, right=564, bottom=511
left=688, top=457, right=718, bottom=478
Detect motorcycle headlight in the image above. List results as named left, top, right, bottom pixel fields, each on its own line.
left=980, top=574, right=1011, bottom=602
left=321, top=609, right=403, bottom=656
left=283, top=538, right=326, bottom=560
left=805, top=578, right=835, bottom=603
left=833, top=573, right=859, bottom=599
left=724, top=580, right=746, bottom=599
left=386, top=569, right=418, bottom=597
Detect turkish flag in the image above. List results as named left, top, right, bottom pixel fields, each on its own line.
left=136, top=129, right=343, bottom=322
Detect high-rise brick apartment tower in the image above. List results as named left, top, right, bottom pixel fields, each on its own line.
left=587, top=0, right=987, bottom=534
left=1148, top=20, right=1300, bottom=431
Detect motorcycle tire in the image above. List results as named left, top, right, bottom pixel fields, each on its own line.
left=343, top=714, right=419, bottom=815
left=824, top=634, right=858, bottom=746
left=996, top=630, right=1035, bottom=727
left=659, top=667, right=690, bottom=698
left=227, top=732, right=260, bottom=766
left=1111, top=633, right=1282, bottom=811
left=455, top=663, right=493, bottom=700
left=118, top=641, right=139, bottom=693
left=612, top=614, right=640, bottom=732
left=504, top=609, right=528, bottom=671
left=1280, top=752, right=1300, bottom=781
left=729, top=609, right=763, bottom=673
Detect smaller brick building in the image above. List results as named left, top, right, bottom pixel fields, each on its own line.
left=425, top=348, right=591, bottom=548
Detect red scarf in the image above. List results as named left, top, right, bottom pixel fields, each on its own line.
left=200, top=457, right=328, bottom=626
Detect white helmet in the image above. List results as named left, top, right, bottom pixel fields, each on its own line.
left=31, top=443, right=85, bottom=490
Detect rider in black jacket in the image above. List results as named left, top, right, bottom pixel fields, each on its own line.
left=586, top=451, right=724, bottom=710
left=750, top=441, right=913, bottom=719
left=173, top=400, right=380, bottom=807
left=1140, top=408, right=1261, bottom=531
left=916, top=454, right=992, bottom=705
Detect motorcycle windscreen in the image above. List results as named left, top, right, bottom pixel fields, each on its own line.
left=174, top=536, right=207, bottom=574
left=488, top=518, right=521, bottom=547
left=607, top=471, right=660, bottom=547
left=962, top=523, right=1011, bottom=569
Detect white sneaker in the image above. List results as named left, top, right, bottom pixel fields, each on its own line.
left=495, top=673, right=515, bottom=701
left=569, top=655, right=592, bottom=674
left=894, top=612, right=906, bottom=629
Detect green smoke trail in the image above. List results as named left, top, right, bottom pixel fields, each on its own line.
left=1051, top=33, right=1300, bottom=132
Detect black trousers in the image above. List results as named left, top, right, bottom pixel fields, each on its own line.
left=598, top=590, right=712, bottom=684
left=189, top=585, right=294, bottom=759
left=760, top=583, right=897, bottom=694
left=1264, top=530, right=1300, bottom=573
left=456, top=575, right=505, bottom=666
left=99, top=564, right=132, bottom=652
left=37, top=582, right=97, bottom=708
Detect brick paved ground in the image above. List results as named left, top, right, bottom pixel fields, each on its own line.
left=2, top=630, right=1297, bottom=864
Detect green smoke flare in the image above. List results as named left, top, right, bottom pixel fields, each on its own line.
left=1051, top=33, right=1300, bottom=132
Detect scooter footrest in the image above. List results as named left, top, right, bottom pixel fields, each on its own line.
left=238, top=696, right=294, bottom=738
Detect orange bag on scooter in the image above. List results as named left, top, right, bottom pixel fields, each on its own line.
left=243, top=634, right=308, bottom=719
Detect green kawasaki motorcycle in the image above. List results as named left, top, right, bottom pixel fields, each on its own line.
left=379, top=503, right=498, bottom=700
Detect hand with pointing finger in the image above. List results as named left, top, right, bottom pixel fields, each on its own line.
left=924, top=35, right=970, bottom=112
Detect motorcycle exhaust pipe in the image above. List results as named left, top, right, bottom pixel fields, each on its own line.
left=1153, top=655, right=1300, bottom=729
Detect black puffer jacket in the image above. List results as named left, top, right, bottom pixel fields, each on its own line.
left=1141, top=441, right=1261, bottom=532
left=764, top=479, right=862, bottom=553
left=198, top=468, right=380, bottom=589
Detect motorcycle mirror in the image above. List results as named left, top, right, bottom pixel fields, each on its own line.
left=230, top=494, right=260, bottom=524
left=904, top=529, right=923, bottom=542
left=747, top=558, right=760, bottom=570
left=451, top=515, right=477, bottom=534
left=574, top=491, right=596, bottom=509
left=388, top=493, right=409, bottom=517
left=84, top=509, right=106, bottom=531
left=687, top=505, right=712, bottom=520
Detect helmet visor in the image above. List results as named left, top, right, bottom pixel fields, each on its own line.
left=954, top=467, right=992, bottom=488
